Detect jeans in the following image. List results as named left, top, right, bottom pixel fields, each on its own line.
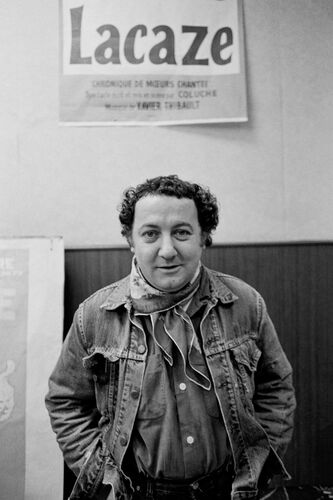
left=131, top=465, right=232, bottom=500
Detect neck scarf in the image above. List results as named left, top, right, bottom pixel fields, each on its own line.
left=130, top=258, right=211, bottom=390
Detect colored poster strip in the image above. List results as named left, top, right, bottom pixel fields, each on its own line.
left=0, top=238, right=64, bottom=500
left=0, top=249, right=29, bottom=499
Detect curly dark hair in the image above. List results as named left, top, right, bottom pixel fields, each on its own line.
left=118, top=175, right=219, bottom=246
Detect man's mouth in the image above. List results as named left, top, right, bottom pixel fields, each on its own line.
left=158, top=265, right=181, bottom=270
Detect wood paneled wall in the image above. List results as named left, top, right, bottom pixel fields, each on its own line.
left=63, top=243, right=333, bottom=494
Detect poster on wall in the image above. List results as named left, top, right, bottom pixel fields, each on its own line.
left=60, top=0, right=247, bottom=125
left=0, top=238, right=64, bottom=500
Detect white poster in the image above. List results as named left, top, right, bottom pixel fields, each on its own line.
left=60, top=0, right=247, bottom=125
left=0, top=237, right=64, bottom=500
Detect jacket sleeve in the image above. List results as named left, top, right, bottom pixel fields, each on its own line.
left=45, top=305, right=108, bottom=497
left=253, top=296, right=296, bottom=459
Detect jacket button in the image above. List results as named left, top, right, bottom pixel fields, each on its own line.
left=131, top=389, right=140, bottom=399
left=119, top=434, right=128, bottom=446
left=137, top=345, right=146, bottom=354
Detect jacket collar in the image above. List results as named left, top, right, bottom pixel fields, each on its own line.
left=208, top=270, right=238, bottom=304
left=100, top=266, right=238, bottom=311
left=100, top=276, right=131, bottom=310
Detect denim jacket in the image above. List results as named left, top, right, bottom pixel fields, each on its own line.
left=45, top=267, right=296, bottom=500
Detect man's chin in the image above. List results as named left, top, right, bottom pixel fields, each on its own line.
left=154, top=277, right=186, bottom=293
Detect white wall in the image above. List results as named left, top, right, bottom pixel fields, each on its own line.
left=1, top=0, right=332, bottom=248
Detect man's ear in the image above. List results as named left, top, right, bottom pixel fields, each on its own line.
left=127, top=236, right=134, bottom=253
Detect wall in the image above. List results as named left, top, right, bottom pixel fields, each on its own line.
left=1, top=0, right=333, bottom=248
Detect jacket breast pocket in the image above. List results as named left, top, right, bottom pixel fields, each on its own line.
left=229, top=338, right=261, bottom=402
left=84, top=352, right=119, bottom=418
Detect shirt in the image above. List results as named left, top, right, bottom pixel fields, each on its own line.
left=131, top=277, right=230, bottom=480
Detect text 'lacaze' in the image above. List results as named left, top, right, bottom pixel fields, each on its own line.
left=69, top=6, right=234, bottom=66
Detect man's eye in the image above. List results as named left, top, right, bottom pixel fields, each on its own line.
left=142, top=231, right=158, bottom=241
left=174, top=229, right=191, bottom=240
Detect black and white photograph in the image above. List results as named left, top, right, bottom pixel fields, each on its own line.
left=0, top=1, right=332, bottom=499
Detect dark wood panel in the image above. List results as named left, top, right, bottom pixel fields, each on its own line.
left=63, top=243, right=333, bottom=492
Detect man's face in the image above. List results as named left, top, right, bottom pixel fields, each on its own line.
left=130, top=195, right=205, bottom=292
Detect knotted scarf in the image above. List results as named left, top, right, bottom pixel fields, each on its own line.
left=130, top=258, right=211, bottom=390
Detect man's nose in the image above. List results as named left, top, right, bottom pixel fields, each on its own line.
left=158, top=236, right=177, bottom=259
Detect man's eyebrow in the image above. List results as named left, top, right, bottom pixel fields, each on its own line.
left=173, top=223, right=193, bottom=229
left=139, top=223, right=159, bottom=230
left=138, top=222, right=194, bottom=230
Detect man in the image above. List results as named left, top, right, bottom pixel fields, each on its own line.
left=45, top=175, right=296, bottom=500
